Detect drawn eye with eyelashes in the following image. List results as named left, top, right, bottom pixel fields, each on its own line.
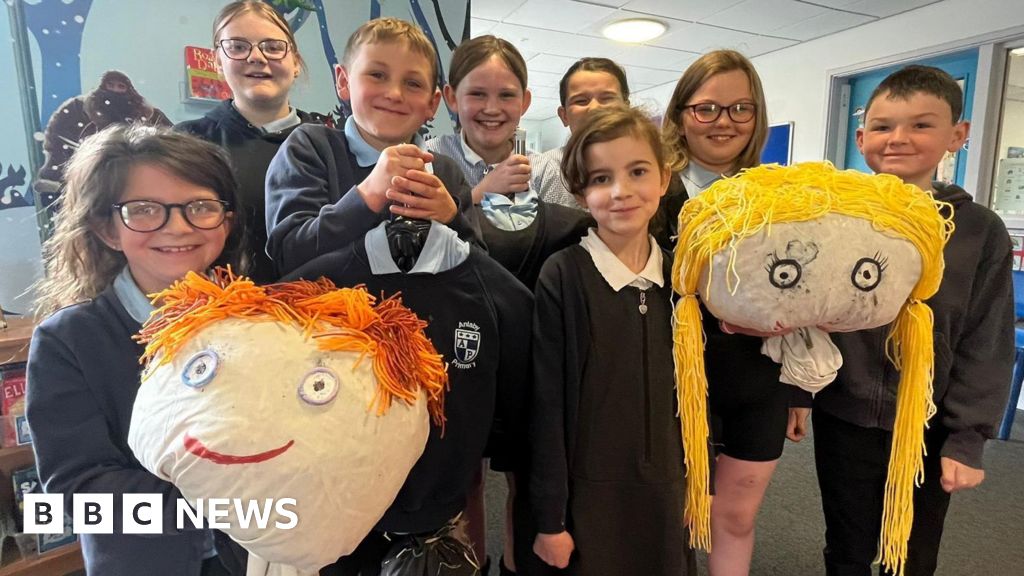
left=764, top=240, right=819, bottom=290
left=851, top=252, right=889, bottom=292
left=765, top=252, right=801, bottom=289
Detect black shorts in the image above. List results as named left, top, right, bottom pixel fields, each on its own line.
left=703, top=314, right=790, bottom=462
left=708, top=378, right=789, bottom=462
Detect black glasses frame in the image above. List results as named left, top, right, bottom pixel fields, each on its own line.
left=217, top=38, right=291, bottom=61
left=682, top=102, right=757, bottom=124
left=112, top=200, right=231, bottom=233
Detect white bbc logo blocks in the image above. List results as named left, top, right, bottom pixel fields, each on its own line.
left=123, top=493, right=163, bottom=534
left=23, top=494, right=299, bottom=533
left=73, top=494, right=113, bottom=534
left=23, top=493, right=64, bottom=534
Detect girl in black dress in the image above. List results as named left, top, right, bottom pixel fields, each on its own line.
left=527, top=106, right=695, bottom=576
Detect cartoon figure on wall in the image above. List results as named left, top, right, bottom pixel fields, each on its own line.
left=33, top=70, right=171, bottom=209
left=0, top=165, right=31, bottom=210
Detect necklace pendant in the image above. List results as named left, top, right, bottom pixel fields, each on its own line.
left=639, top=304, right=648, bottom=315
left=638, top=290, right=648, bottom=315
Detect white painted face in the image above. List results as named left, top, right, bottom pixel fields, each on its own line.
left=128, top=320, right=429, bottom=572
left=699, top=213, right=922, bottom=334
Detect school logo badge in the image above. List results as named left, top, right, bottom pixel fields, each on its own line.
left=453, top=322, right=481, bottom=369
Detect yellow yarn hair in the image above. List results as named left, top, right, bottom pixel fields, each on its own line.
left=671, top=162, right=953, bottom=575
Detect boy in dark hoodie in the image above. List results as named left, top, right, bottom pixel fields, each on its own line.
left=794, top=65, right=1014, bottom=576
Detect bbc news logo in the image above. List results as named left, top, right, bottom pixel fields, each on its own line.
left=24, top=494, right=298, bottom=534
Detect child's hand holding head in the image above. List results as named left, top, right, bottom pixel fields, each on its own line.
left=855, top=65, right=969, bottom=192
left=385, top=156, right=458, bottom=224
left=475, top=154, right=531, bottom=202
left=352, top=145, right=457, bottom=224
left=35, top=125, right=245, bottom=315
left=562, top=106, right=670, bottom=265
left=356, top=143, right=432, bottom=212
left=663, top=50, right=768, bottom=176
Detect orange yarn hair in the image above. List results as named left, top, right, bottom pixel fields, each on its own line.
left=137, top=268, right=448, bottom=426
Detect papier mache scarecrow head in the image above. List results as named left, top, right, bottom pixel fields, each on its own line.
left=128, top=270, right=447, bottom=573
left=671, top=162, right=953, bottom=576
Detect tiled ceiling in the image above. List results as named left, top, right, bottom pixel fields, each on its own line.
left=470, top=0, right=945, bottom=120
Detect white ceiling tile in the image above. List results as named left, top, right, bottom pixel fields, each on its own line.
left=700, top=0, right=831, bottom=34
left=523, top=95, right=562, bottom=119
left=470, top=18, right=498, bottom=37
left=611, top=44, right=700, bottom=71
left=473, top=0, right=529, bottom=21
left=626, top=66, right=684, bottom=86
left=739, top=35, right=800, bottom=56
left=529, top=69, right=565, bottom=88
left=772, top=9, right=875, bottom=41
left=491, top=22, right=622, bottom=59
left=580, top=0, right=634, bottom=7
left=527, top=53, right=581, bottom=74
left=796, top=0, right=862, bottom=8
left=503, top=0, right=616, bottom=33
left=839, top=0, right=943, bottom=18
left=616, top=0, right=746, bottom=22
left=647, top=20, right=758, bottom=53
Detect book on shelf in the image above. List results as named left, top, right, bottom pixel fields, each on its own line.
left=11, top=466, right=76, bottom=554
left=1, top=363, right=27, bottom=447
left=185, top=45, right=232, bottom=101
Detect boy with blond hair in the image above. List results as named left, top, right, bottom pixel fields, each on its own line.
left=266, top=17, right=480, bottom=277
left=278, top=18, right=534, bottom=576
left=801, top=65, right=1014, bottom=575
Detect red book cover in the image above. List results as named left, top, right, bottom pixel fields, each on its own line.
left=2, top=362, right=27, bottom=447
left=185, top=45, right=232, bottom=101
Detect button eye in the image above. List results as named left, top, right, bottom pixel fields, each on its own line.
left=851, top=257, right=884, bottom=292
left=182, top=350, right=219, bottom=389
left=768, top=258, right=802, bottom=289
left=298, top=367, right=339, bottom=406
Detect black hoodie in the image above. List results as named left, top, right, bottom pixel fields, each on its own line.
left=176, top=100, right=325, bottom=282
left=816, top=181, right=1014, bottom=468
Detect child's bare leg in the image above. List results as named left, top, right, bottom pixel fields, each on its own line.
left=708, top=455, right=779, bottom=576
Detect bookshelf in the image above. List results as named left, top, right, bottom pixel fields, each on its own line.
left=0, top=318, right=34, bottom=366
left=0, top=320, right=83, bottom=575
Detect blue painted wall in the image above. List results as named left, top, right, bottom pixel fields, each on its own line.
left=842, top=49, right=979, bottom=184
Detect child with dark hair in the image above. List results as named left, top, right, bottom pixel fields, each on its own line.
left=804, top=64, right=1014, bottom=576
left=531, top=57, right=630, bottom=209
left=427, top=34, right=591, bottom=575
left=27, top=125, right=245, bottom=576
left=527, top=106, right=695, bottom=576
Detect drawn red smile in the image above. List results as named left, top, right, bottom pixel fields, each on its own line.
left=184, top=433, right=294, bottom=465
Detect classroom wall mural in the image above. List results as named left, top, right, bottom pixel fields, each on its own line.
left=0, top=0, right=470, bottom=313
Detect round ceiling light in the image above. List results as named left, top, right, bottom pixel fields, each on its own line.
left=602, top=18, right=667, bottom=43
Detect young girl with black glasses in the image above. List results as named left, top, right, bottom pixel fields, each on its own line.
left=27, top=125, right=245, bottom=576
left=177, top=0, right=324, bottom=282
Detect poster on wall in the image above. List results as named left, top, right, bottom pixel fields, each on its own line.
left=34, top=71, right=173, bottom=214
left=994, top=157, right=1024, bottom=215
left=761, top=122, right=793, bottom=166
left=185, top=46, right=232, bottom=102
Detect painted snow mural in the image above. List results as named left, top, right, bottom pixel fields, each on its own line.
left=0, top=0, right=468, bottom=312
